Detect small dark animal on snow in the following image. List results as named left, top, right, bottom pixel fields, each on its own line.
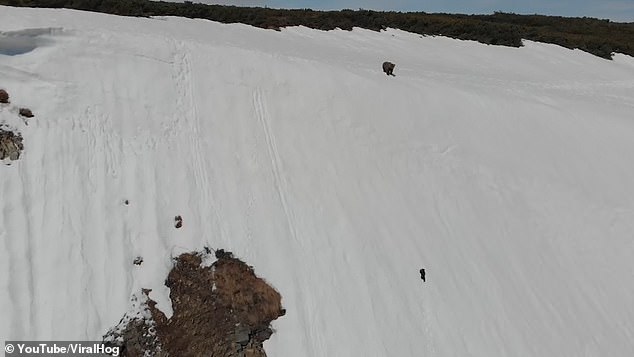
left=420, top=268, right=426, bottom=282
left=174, top=215, right=183, bottom=228
left=382, top=61, right=395, bottom=76
left=214, top=248, right=234, bottom=259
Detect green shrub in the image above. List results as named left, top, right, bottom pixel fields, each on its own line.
left=2, top=1, right=632, bottom=59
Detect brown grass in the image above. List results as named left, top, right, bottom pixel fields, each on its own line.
left=213, top=256, right=283, bottom=327
left=106, top=250, right=285, bottom=357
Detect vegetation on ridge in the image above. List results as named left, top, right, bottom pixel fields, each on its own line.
left=2, top=0, right=633, bottom=59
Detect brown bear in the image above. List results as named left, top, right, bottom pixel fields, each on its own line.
left=382, top=61, right=395, bottom=76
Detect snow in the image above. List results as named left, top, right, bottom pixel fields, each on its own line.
left=1, top=5, right=634, bottom=356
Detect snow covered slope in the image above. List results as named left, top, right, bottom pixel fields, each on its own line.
left=1, top=6, right=634, bottom=356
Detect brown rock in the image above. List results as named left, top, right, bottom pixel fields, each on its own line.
left=0, top=89, right=9, bottom=104
left=19, top=108, right=34, bottom=118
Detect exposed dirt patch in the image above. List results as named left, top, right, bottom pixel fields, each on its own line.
left=105, top=249, right=285, bottom=357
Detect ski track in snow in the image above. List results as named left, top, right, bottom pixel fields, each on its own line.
left=252, top=87, right=300, bottom=246
left=4, top=173, right=28, bottom=337
left=252, top=86, right=318, bottom=352
left=170, top=38, right=228, bottom=247
left=252, top=87, right=316, bottom=350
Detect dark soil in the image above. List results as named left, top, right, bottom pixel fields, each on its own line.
left=105, top=250, right=285, bottom=357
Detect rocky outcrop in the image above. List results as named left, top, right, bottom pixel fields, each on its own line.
left=0, top=128, right=24, bottom=161
left=105, top=249, right=285, bottom=357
